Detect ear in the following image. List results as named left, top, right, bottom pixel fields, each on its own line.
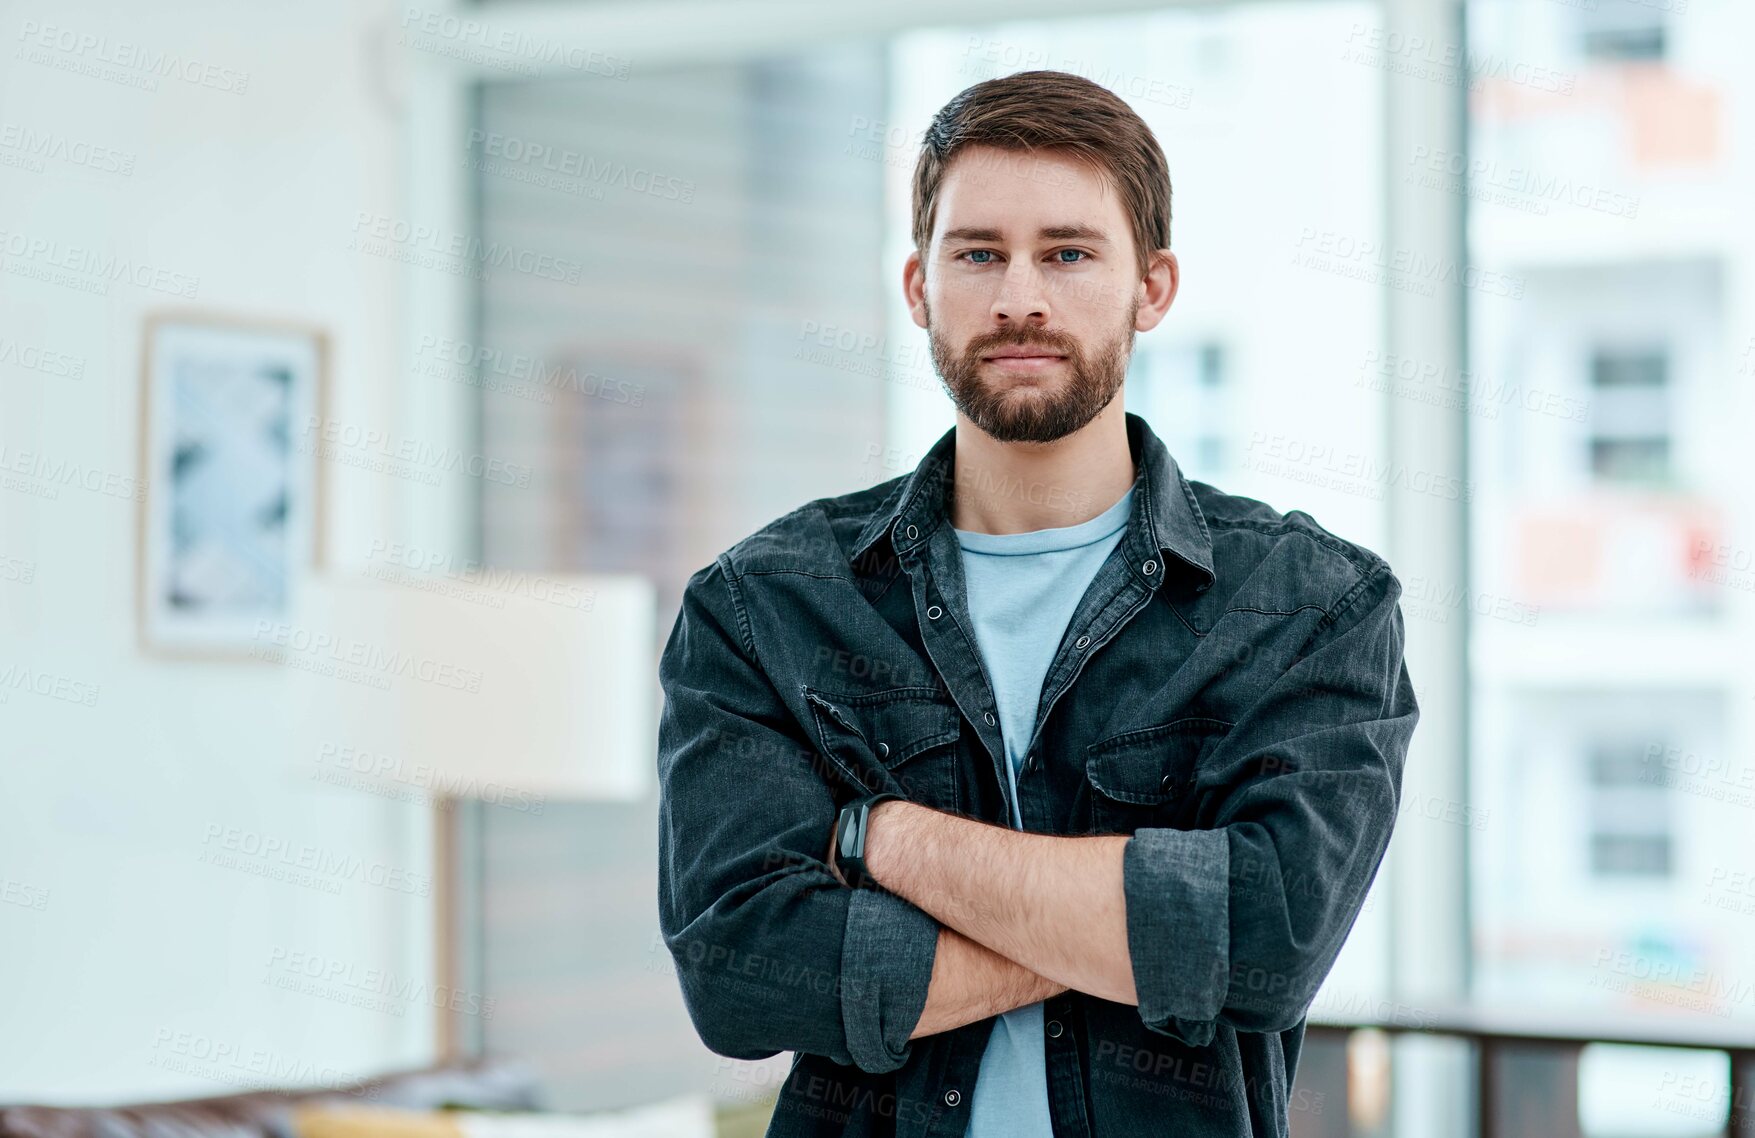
left=1134, top=249, right=1179, bottom=333
left=903, top=249, right=928, bottom=330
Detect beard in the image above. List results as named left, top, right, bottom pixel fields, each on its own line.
left=927, top=294, right=1138, bottom=444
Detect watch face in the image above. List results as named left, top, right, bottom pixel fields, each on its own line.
left=833, top=802, right=871, bottom=886
left=839, top=804, right=864, bottom=860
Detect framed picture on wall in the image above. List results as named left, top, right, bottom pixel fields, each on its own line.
left=136, top=311, right=328, bottom=655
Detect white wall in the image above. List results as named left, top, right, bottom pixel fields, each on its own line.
left=0, top=0, right=437, bottom=1099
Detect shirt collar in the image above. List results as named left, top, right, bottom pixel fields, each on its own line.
left=848, top=411, right=1216, bottom=591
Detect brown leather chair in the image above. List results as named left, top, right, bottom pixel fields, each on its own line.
left=0, top=1057, right=542, bottom=1138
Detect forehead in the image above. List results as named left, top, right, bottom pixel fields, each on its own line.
left=933, top=144, right=1123, bottom=240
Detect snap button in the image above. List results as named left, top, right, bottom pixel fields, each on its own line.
left=983, top=712, right=996, bottom=726
left=906, top=524, right=919, bottom=540
left=1160, top=773, right=1176, bottom=792
left=943, top=1088, right=961, bottom=1107
left=1046, top=1019, right=1064, bottom=1038
left=1143, top=559, right=1158, bottom=575
left=926, top=605, right=943, bottom=620
left=1023, top=752, right=1037, bottom=773
left=876, top=742, right=890, bottom=759
left=1075, top=635, right=1091, bottom=649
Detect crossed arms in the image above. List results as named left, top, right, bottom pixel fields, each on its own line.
left=656, top=554, right=1417, bottom=1074
left=863, top=803, right=1133, bottom=1038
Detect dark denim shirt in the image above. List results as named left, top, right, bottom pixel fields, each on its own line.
left=656, top=412, right=1418, bottom=1137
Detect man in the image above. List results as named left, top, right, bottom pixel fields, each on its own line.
left=657, top=70, right=1417, bottom=1137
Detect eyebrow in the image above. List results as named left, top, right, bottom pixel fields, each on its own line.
left=940, top=224, right=1112, bottom=245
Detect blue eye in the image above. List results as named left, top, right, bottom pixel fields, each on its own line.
left=963, top=250, right=996, bottom=264
left=1056, top=249, right=1088, bottom=263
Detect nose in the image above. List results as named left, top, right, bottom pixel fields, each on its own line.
left=990, top=260, right=1052, bottom=327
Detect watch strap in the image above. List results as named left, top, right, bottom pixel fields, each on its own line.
left=832, top=792, right=906, bottom=888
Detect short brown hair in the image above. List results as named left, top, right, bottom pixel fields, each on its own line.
left=911, top=70, right=1172, bottom=282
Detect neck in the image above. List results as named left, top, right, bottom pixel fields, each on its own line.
left=948, top=401, right=1135, bottom=535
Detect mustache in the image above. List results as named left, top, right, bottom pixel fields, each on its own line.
left=966, top=329, right=1079, bottom=356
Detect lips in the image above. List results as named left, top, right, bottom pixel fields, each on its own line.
left=981, top=344, right=1067, bottom=370
left=982, top=348, right=1066, bottom=371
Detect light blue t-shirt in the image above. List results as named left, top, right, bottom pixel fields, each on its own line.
left=951, top=484, right=1135, bottom=1138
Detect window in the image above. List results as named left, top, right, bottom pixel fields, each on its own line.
left=1578, top=0, right=1668, bottom=63
left=1125, top=342, right=1229, bottom=482
left=1586, top=741, right=1671, bottom=879
left=469, top=47, right=895, bottom=1109
left=1587, top=348, right=1671, bottom=488
left=1468, top=31, right=1737, bottom=1050
left=441, top=0, right=1754, bottom=1128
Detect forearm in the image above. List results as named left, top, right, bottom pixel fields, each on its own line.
left=866, top=801, right=1137, bottom=1004
left=909, top=926, right=1067, bottom=1039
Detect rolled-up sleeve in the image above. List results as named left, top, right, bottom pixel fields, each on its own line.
left=656, top=556, right=939, bottom=1073
left=1123, top=561, right=1418, bottom=1046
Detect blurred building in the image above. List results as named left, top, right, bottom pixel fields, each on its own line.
left=1466, top=0, right=1752, bottom=1030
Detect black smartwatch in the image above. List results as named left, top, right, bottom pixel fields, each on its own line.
left=829, top=792, right=906, bottom=888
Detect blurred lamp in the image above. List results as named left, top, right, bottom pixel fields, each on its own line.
left=282, top=570, right=656, bottom=802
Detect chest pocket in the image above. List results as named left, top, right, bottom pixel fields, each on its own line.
left=1083, top=716, right=1231, bottom=835
left=801, top=684, right=962, bottom=811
